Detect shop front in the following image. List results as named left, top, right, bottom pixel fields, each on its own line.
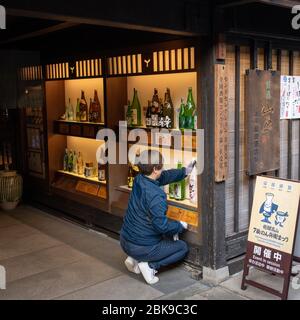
left=1, top=0, right=300, bottom=283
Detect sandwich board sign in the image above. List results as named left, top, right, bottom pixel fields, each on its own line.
left=241, top=176, right=300, bottom=300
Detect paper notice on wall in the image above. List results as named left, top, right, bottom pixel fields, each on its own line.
left=280, top=75, right=300, bottom=119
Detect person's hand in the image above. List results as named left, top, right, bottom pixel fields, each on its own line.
left=185, top=160, right=196, bottom=175
left=180, top=221, right=188, bottom=229
left=173, top=233, right=179, bottom=241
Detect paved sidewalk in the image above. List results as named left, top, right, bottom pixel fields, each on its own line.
left=0, top=205, right=299, bottom=300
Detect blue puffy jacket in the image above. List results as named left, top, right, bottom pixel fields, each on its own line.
left=120, top=168, right=186, bottom=246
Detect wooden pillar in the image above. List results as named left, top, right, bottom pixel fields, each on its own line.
left=200, top=34, right=227, bottom=275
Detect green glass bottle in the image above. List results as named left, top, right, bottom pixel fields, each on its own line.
left=126, top=100, right=133, bottom=127
left=63, top=148, right=68, bottom=171
left=174, top=162, right=186, bottom=201
left=179, top=98, right=186, bottom=130
left=72, top=151, right=78, bottom=174
left=185, top=87, right=196, bottom=129
left=131, top=88, right=142, bottom=126
left=68, top=150, right=73, bottom=172
left=169, top=183, right=175, bottom=199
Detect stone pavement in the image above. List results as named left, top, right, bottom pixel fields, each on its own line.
left=0, top=205, right=299, bottom=300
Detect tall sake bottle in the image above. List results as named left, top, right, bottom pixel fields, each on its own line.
left=189, top=163, right=197, bottom=204
left=79, top=90, right=88, bottom=122
left=94, top=90, right=102, bottom=123
left=179, top=98, right=186, bottom=130
left=174, top=162, right=186, bottom=201
left=163, top=88, right=174, bottom=129
left=130, top=88, right=142, bottom=126
left=185, top=87, right=196, bottom=129
left=75, top=98, right=80, bottom=121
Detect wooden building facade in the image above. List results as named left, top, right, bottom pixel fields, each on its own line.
left=0, top=0, right=299, bottom=282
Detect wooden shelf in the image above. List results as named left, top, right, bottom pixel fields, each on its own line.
left=116, top=185, right=198, bottom=211
left=127, top=126, right=197, bottom=135
left=53, top=120, right=105, bottom=139
left=57, top=170, right=107, bottom=185
left=121, top=125, right=197, bottom=152
left=56, top=120, right=105, bottom=126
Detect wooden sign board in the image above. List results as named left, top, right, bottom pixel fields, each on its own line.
left=214, top=64, right=229, bottom=182
left=215, top=34, right=226, bottom=60
left=76, top=181, right=99, bottom=196
left=245, top=70, right=280, bottom=176
left=241, top=176, right=300, bottom=300
left=167, top=205, right=198, bottom=228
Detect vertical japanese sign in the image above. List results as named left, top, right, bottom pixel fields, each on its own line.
left=214, top=64, right=229, bottom=182
left=280, top=75, right=300, bottom=119
left=245, top=70, right=280, bottom=176
left=242, top=176, right=300, bottom=299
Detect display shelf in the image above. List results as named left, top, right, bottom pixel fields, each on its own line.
left=127, top=126, right=197, bottom=135
left=57, top=170, right=107, bottom=185
left=53, top=120, right=105, bottom=138
left=51, top=185, right=108, bottom=211
left=51, top=172, right=108, bottom=209
left=120, top=125, right=197, bottom=152
left=116, top=185, right=198, bottom=211
left=56, top=119, right=105, bottom=126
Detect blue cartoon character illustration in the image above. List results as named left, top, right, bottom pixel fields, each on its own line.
left=274, top=211, right=288, bottom=228
left=259, top=193, right=278, bottom=224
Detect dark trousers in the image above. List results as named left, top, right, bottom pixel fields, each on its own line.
left=120, top=236, right=188, bottom=270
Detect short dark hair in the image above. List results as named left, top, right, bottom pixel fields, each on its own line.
left=137, top=150, right=164, bottom=176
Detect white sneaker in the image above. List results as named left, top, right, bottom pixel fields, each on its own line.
left=124, top=256, right=140, bottom=274
left=138, top=262, right=159, bottom=285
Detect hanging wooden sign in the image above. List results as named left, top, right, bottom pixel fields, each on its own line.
left=245, top=70, right=281, bottom=176
left=214, top=64, right=229, bottom=182
left=215, top=34, right=226, bottom=60
left=241, top=176, right=300, bottom=300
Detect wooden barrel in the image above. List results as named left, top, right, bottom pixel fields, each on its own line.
left=0, top=171, right=23, bottom=211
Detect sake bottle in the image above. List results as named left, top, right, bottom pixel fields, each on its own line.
left=151, top=88, right=159, bottom=128
left=79, top=90, right=88, bottom=122
left=76, top=98, right=80, bottom=121
left=163, top=88, right=174, bottom=129
left=68, top=150, right=73, bottom=172
left=189, top=163, right=197, bottom=204
left=128, top=164, right=134, bottom=188
left=169, top=183, right=175, bottom=199
left=67, top=98, right=74, bottom=121
left=72, top=151, right=78, bottom=174
left=158, top=98, right=164, bottom=128
left=179, top=98, right=186, bottom=130
left=94, top=90, right=102, bottom=123
left=131, top=88, right=142, bottom=126
left=126, top=100, right=133, bottom=127
left=174, top=162, right=186, bottom=201
left=98, top=148, right=106, bottom=181
left=63, top=148, right=68, bottom=171
left=89, top=98, right=94, bottom=122
left=185, top=87, right=196, bottom=129
left=77, top=152, right=84, bottom=175
left=146, top=101, right=152, bottom=128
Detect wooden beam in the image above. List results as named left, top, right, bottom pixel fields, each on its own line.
left=219, top=0, right=299, bottom=9
left=0, top=22, right=78, bottom=44
left=6, top=8, right=201, bottom=37
left=218, top=0, right=257, bottom=9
